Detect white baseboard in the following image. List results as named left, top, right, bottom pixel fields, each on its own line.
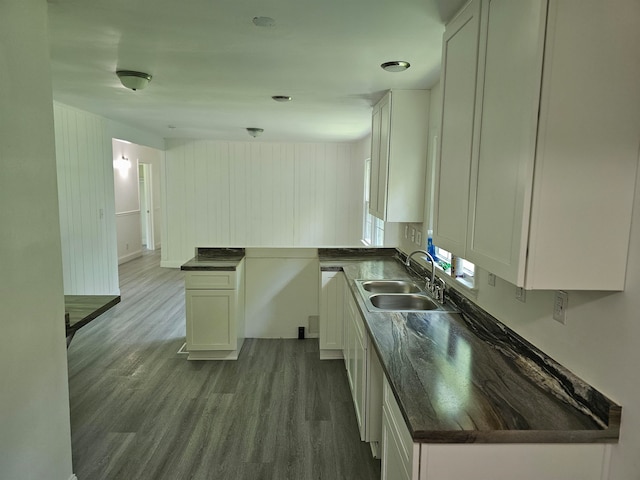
left=160, top=260, right=183, bottom=268
left=320, top=349, right=344, bottom=360
left=118, top=250, right=143, bottom=265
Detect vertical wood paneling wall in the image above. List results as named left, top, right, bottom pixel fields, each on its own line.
left=162, top=139, right=365, bottom=266
left=53, top=103, right=119, bottom=295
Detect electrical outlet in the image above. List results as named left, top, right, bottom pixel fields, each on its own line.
left=416, top=231, right=422, bottom=245
left=553, top=291, right=568, bottom=324
left=488, top=273, right=496, bottom=287
left=410, top=227, right=416, bottom=243
left=515, top=287, right=526, bottom=303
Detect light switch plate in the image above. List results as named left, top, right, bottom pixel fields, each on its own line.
left=488, top=273, right=496, bottom=286
left=416, top=231, right=422, bottom=245
left=515, top=287, right=526, bottom=303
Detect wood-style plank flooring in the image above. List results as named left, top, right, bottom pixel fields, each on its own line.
left=67, top=249, right=381, bottom=479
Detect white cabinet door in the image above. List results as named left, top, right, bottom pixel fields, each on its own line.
left=369, top=90, right=430, bottom=223
left=369, top=95, right=387, bottom=219
left=344, top=291, right=357, bottom=398
left=382, top=408, right=411, bottom=480
left=432, top=0, right=481, bottom=258
left=319, top=271, right=345, bottom=353
left=466, top=0, right=547, bottom=285
left=185, top=289, right=236, bottom=350
left=354, top=321, right=366, bottom=439
left=382, top=376, right=419, bottom=479
left=457, top=0, right=639, bottom=290
left=365, top=343, right=383, bottom=453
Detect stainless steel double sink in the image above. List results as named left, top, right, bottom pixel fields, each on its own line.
left=355, top=279, right=453, bottom=313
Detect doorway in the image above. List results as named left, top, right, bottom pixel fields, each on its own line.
left=139, top=163, right=155, bottom=251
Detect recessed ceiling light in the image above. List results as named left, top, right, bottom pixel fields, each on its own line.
left=381, top=61, right=411, bottom=73
left=272, top=95, right=292, bottom=102
left=246, top=127, right=264, bottom=138
left=252, top=16, right=275, bottom=27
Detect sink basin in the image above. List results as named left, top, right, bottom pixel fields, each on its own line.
left=360, top=280, right=422, bottom=294
left=369, top=294, right=440, bottom=311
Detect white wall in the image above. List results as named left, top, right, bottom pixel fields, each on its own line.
left=112, top=139, right=163, bottom=264
left=53, top=104, right=165, bottom=291
left=54, top=102, right=119, bottom=295
left=0, top=1, right=73, bottom=479
left=162, top=139, right=365, bottom=266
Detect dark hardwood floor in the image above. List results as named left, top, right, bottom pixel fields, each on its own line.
left=67, top=249, right=381, bottom=479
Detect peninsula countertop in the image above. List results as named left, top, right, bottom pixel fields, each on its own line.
left=180, top=247, right=245, bottom=271
left=319, top=249, right=621, bottom=444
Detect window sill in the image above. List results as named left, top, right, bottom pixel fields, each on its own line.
left=436, top=265, right=478, bottom=300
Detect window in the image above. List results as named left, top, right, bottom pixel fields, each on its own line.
left=363, top=158, right=384, bottom=246
left=433, top=246, right=475, bottom=288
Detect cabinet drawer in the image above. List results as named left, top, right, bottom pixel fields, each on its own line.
left=185, top=271, right=236, bottom=289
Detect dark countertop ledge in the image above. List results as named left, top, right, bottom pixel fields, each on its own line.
left=65, top=294, right=121, bottom=347
left=320, top=252, right=621, bottom=444
left=180, top=247, right=245, bottom=271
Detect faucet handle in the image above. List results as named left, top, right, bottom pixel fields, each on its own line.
left=425, top=277, right=432, bottom=292
left=434, top=277, right=446, bottom=302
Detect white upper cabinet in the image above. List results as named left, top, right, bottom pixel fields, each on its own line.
left=369, top=90, right=430, bottom=223
left=435, top=0, right=640, bottom=290
left=432, top=0, right=481, bottom=257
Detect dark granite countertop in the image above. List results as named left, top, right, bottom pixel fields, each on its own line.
left=65, top=294, right=121, bottom=346
left=319, top=252, right=621, bottom=444
left=180, top=247, right=245, bottom=271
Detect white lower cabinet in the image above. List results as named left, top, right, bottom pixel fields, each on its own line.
left=382, top=377, right=420, bottom=480
left=184, top=260, right=245, bottom=360
left=381, top=376, right=609, bottom=480
left=319, top=271, right=345, bottom=359
left=420, top=443, right=609, bottom=480
left=344, top=287, right=383, bottom=457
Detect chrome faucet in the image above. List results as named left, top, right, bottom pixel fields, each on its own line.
left=405, top=250, right=436, bottom=292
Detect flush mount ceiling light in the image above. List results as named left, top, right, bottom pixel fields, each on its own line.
left=252, top=16, right=275, bottom=27
left=272, top=95, right=292, bottom=102
left=116, top=70, right=152, bottom=91
left=381, top=61, right=411, bottom=72
left=246, top=127, right=264, bottom=138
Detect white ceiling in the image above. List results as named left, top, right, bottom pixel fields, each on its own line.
left=47, top=0, right=452, bottom=142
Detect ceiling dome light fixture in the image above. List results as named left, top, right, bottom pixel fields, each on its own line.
left=272, top=95, right=292, bottom=102
left=116, top=70, right=152, bottom=91
left=252, top=16, right=276, bottom=27
left=381, top=61, right=411, bottom=72
left=246, top=127, right=264, bottom=138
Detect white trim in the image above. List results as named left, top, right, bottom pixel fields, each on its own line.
left=118, top=250, right=143, bottom=265
left=69, top=475, right=78, bottom=480
left=160, top=260, right=183, bottom=268
left=320, top=349, right=344, bottom=360
left=115, top=209, right=141, bottom=217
